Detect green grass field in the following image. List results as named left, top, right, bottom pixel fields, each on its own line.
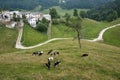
left=81, top=18, right=110, bottom=39
left=21, top=24, right=48, bottom=46
left=51, top=24, right=76, bottom=38
left=41, top=6, right=89, bottom=16
left=103, top=26, right=120, bottom=47
left=0, top=24, right=19, bottom=54
left=0, top=40, right=120, bottom=80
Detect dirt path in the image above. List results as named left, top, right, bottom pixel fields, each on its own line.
left=88, top=24, right=120, bottom=42
left=15, top=23, right=120, bottom=49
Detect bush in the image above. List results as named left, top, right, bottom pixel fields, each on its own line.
left=36, top=22, right=47, bottom=32
left=52, top=19, right=60, bottom=25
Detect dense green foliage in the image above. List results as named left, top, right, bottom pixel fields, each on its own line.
left=60, top=0, right=114, bottom=9
left=73, top=9, right=78, bottom=17
left=0, top=0, right=114, bottom=10
left=87, top=0, right=120, bottom=21
left=36, top=18, right=49, bottom=33
left=49, top=8, right=59, bottom=19
left=0, top=0, right=58, bottom=10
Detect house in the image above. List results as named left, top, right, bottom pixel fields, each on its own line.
left=25, top=12, right=51, bottom=28
left=28, top=17, right=38, bottom=28
left=2, top=11, right=22, bottom=22
left=5, top=21, right=17, bottom=28
left=43, top=14, right=51, bottom=21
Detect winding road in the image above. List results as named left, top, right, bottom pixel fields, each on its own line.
left=15, top=22, right=120, bottom=49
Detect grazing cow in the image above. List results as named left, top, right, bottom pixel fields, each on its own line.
left=54, top=60, right=61, bottom=67
left=54, top=51, right=59, bottom=55
left=81, top=54, right=88, bottom=57
left=32, top=51, right=44, bottom=56
left=50, top=51, right=60, bottom=56
left=32, top=51, right=38, bottom=55
left=45, top=59, right=51, bottom=69
left=48, top=57, right=54, bottom=61
left=38, top=51, right=44, bottom=56
left=48, top=49, right=53, bottom=54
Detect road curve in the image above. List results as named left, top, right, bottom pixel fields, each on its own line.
left=15, top=23, right=120, bottom=49
left=89, top=24, right=120, bottom=42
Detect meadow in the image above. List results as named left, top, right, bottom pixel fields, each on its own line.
left=103, top=25, right=120, bottom=47
left=0, top=40, right=120, bottom=80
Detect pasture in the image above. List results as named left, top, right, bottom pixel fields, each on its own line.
left=0, top=40, right=120, bottom=80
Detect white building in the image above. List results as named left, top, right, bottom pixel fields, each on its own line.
left=43, top=14, right=51, bottom=21
left=28, top=18, right=38, bottom=28
left=5, top=21, right=17, bottom=28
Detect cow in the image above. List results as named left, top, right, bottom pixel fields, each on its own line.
left=54, top=60, right=61, bottom=67
left=81, top=53, right=88, bottom=57
left=48, top=49, right=53, bottom=54
left=45, top=59, right=51, bottom=69
left=32, top=51, right=44, bottom=56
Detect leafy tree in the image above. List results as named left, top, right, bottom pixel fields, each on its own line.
left=49, top=8, right=59, bottom=19
left=106, top=10, right=118, bottom=21
left=36, top=18, right=49, bottom=33
left=36, top=22, right=47, bottom=33
left=80, top=11, right=87, bottom=18
left=66, top=17, right=82, bottom=48
left=64, top=13, right=71, bottom=22
left=73, top=9, right=78, bottom=17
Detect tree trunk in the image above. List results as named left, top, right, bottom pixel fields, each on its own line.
left=77, top=31, right=81, bottom=49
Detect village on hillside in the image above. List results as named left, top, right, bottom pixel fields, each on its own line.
left=0, top=11, right=51, bottom=28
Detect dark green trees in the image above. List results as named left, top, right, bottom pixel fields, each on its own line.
left=49, top=8, right=59, bottom=19
left=36, top=18, right=49, bottom=33
left=73, top=9, right=78, bottom=17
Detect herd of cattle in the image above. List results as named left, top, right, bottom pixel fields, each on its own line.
left=32, top=49, right=61, bottom=69
left=32, top=49, right=88, bottom=70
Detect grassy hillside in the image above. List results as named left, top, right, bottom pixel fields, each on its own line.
left=0, top=40, right=120, bottom=80
left=103, top=26, right=120, bottom=47
left=51, top=24, right=76, bottom=38
left=22, top=24, right=48, bottom=46
left=0, top=24, right=18, bottom=53
left=82, top=18, right=110, bottom=39
left=41, top=6, right=89, bottom=16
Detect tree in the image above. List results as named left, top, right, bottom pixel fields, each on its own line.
left=73, top=9, right=78, bottom=17
left=36, top=18, right=49, bottom=32
left=106, top=10, right=118, bottom=21
left=36, top=22, right=47, bottom=32
left=80, top=11, right=87, bottom=18
left=66, top=17, right=82, bottom=48
left=64, top=13, right=71, bottom=22
left=49, top=8, right=59, bottom=19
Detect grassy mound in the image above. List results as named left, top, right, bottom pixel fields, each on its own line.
left=0, top=40, right=120, bottom=80
left=21, top=24, right=48, bottom=46
left=103, top=26, right=120, bottom=47
left=0, top=24, right=18, bottom=53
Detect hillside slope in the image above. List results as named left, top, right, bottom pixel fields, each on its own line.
left=0, top=24, right=18, bottom=53
left=0, top=40, right=120, bottom=80
left=103, top=26, right=120, bottom=47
